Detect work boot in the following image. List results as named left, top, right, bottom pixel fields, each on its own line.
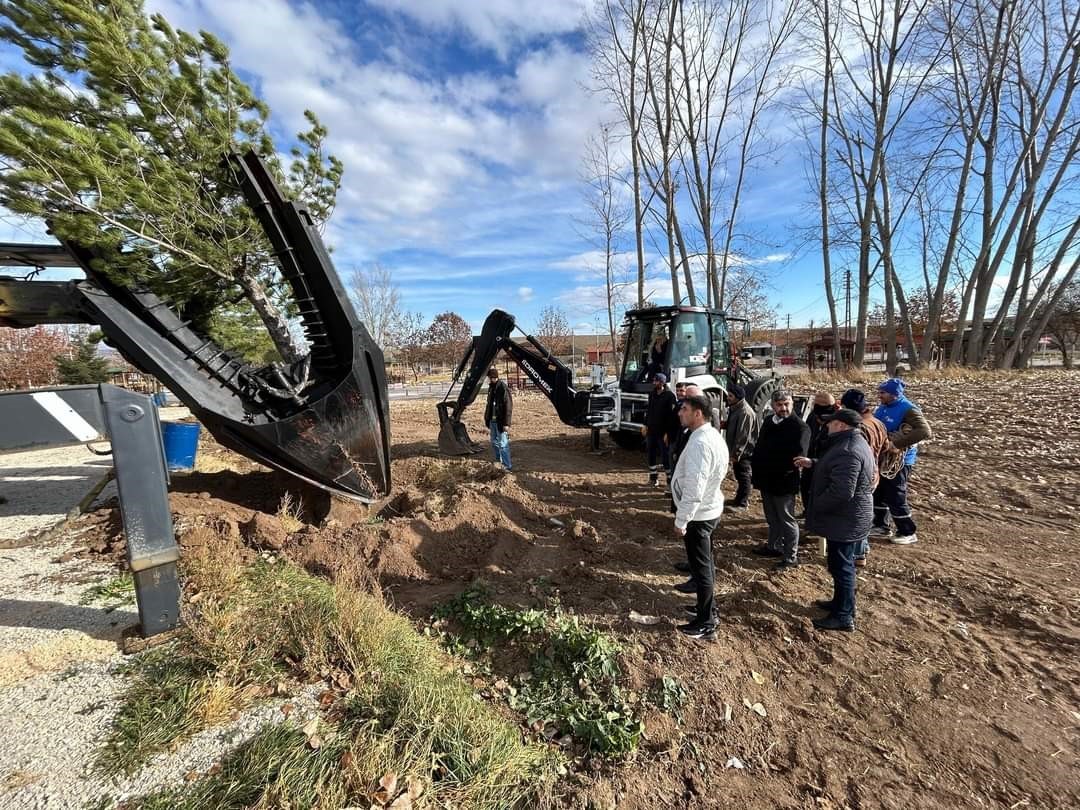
left=813, top=599, right=836, bottom=611
left=891, top=533, right=918, bottom=545
left=677, top=621, right=717, bottom=642
left=751, top=545, right=782, bottom=558
left=772, top=558, right=799, bottom=573
left=813, top=615, right=855, bottom=632
left=869, top=525, right=892, bottom=538
left=674, top=578, right=697, bottom=594
left=673, top=560, right=691, bottom=574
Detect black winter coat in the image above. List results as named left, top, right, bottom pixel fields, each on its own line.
left=484, top=379, right=513, bottom=430
left=806, top=428, right=875, bottom=544
left=646, top=388, right=677, bottom=433
left=751, top=415, right=810, bottom=495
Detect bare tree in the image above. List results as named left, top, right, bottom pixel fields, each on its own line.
left=350, top=263, right=402, bottom=349
left=580, top=126, right=633, bottom=359
left=1041, top=280, right=1080, bottom=368
left=535, top=305, right=572, bottom=355
left=387, top=311, right=427, bottom=383
left=591, top=0, right=651, bottom=307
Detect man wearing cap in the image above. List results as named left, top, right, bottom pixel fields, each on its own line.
left=872, top=378, right=932, bottom=545
left=750, top=389, right=811, bottom=571
left=841, top=388, right=888, bottom=566
left=800, top=391, right=840, bottom=516
left=643, top=373, right=677, bottom=487
left=483, top=367, right=513, bottom=470
left=794, top=408, right=876, bottom=632
left=724, top=384, right=758, bottom=510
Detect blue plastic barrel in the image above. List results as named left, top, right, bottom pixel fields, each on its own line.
left=161, top=421, right=200, bottom=471
left=153, top=392, right=167, bottom=407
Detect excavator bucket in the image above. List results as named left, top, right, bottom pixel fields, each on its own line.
left=436, top=402, right=482, bottom=455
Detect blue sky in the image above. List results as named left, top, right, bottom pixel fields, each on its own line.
left=0, top=0, right=833, bottom=334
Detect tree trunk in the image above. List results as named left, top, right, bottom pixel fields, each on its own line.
left=237, top=272, right=304, bottom=364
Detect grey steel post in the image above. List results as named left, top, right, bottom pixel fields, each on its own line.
left=99, top=385, right=180, bottom=636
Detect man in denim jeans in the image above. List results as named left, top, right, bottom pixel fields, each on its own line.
left=483, top=367, right=512, bottom=470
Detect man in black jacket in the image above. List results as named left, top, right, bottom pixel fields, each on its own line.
left=795, top=409, right=876, bottom=632
left=483, top=367, right=513, bottom=470
left=643, top=373, right=676, bottom=487
left=750, top=389, right=810, bottom=571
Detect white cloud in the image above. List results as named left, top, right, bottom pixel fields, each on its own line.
left=368, top=0, right=589, bottom=56
left=518, top=286, right=534, bottom=302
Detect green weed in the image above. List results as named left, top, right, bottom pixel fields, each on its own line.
left=433, top=585, right=647, bottom=758
left=80, top=573, right=135, bottom=610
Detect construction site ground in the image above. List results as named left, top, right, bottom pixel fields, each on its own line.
left=1, top=370, right=1078, bottom=808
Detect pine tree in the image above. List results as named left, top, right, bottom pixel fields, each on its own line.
left=55, top=332, right=110, bottom=384
left=0, top=0, right=344, bottom=363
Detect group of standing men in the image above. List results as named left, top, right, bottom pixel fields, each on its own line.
left=650, top=376, right=932, bottom=641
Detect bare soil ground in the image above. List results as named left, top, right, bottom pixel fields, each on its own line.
left=76, top=371, right=1080, bottom=809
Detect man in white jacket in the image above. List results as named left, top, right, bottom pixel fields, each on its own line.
left=671, top=395, right=729, bottom=641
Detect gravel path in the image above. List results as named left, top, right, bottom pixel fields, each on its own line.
left=0, top=445, right=115, bottom=544
left=0, top=415, right=311, bottom=809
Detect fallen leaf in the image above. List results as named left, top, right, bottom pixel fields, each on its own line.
left=406, top=776, right=424, bottom=800
left=373, top=772, right=398, bottom=804
left=280, top=703, right=294, bottom=717
left=629, top=610, right=661, bottom=625
left=340, top=750, right=355, bottom=771
left=308, top=734, right=322, bottom=750
left=723, top=702, right=733, bottom=723
left=750, top=702, right=767, bottom=718
left=319, top=689, right=335, bottom=707
left=751, top=670, right=766, bottom=685
left=725, top=756, right=745, bottom=769
left=302, top=718, right=319, bottom=739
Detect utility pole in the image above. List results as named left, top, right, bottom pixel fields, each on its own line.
left=785, top=313, right=791, bottom=350
left=844, top=269, right=852, bottom=341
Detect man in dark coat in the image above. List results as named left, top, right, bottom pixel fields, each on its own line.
left=800, top=391, right=838, bottom=515
left=794, top=408, right=876, bottom=632
left=483, top=367, right=513, bottom=470
left=750, top=389, right=810, bottom=571
left=643, top=373, right=676, bottom=487
left=724, top=384, right=758, bottom=510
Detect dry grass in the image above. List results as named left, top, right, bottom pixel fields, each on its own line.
left=105, top=526, right=558, bottom=809
left=783, top=365, right=1041, bottom=389
left=275, top=491, right=306, bottom=533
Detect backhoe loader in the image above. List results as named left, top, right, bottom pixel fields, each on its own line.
left=437, top=305, right=790, bottom=454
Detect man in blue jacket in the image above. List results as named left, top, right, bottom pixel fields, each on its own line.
left=795, top=408, right=876, bottom=632
left=871, top=378, right=932, bottom=545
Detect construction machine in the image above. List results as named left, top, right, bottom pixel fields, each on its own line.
left=0, top=151, right=391, bottom=503
left=437, top=305, right=787, bottom=454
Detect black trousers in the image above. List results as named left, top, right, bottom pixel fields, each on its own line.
left=732, top=456, right=752, bottom=506
left=873, top=464, right=917, bottom=536
left=684, top=517, right=719, bottom=627
left=826, top=539, right=857, bottom=623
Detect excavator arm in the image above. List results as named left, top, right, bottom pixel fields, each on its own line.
left=0, top=150, right=391, bottom=502
left=436, top=309, right=614, bottom=455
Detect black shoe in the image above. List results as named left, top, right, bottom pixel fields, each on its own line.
left=813, top=599, right=835, bottom=611
left=673, top=560, right=692, bottom=574
left=677, top=622, right=717, bottom=641
left=772, top=558, right=799, bottom=572
left=751, top=545, right=782, bottom=558
left=674, top=578, right=698, bottom=594
left=683, top=604, right=700, bottom=617
left=813, top=615, right=855, bottom=632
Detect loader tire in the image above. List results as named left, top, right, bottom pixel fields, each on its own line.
left=744, top=376, right=782, bottom=421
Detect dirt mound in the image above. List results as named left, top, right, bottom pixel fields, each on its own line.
left=64, top=373, right=1080, bottom=809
